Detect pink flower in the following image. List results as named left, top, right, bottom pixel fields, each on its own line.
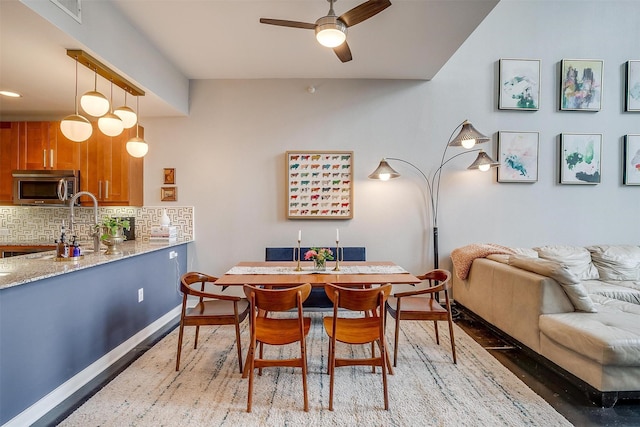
left=304, top=250, right=318, bottom=260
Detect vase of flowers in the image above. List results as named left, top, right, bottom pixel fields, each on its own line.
left=98, top=217, right=131, bottom=255
left=304, top=247, right=334, bottom=271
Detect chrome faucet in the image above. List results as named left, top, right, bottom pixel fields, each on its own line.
left=69, top=191, right=100, bottom=253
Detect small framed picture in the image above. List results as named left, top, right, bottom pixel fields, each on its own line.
left=163, top=168, right=175, bottom=185
left=560, top=59, right=603, bottom=111
left=498, top=59, right=540, bottom=110
left=497, top=131, right=539, bottom=183
left=626, top=60, right=640, bottom=112
left=161, top=187, right=177, bottom=201
left=624, top=134, right=640, bottom=185
left=559, top=133, right=602, bottom=184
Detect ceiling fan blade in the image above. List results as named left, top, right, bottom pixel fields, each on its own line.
left=333, top=42, right=352, bottom=63
left=339, top=0, right=391, bottom=27
left=259, top=18, right=316, bottom=30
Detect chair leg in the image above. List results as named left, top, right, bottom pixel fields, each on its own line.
left=328, top=337, right=336, bottom=411
left=393, top=314, right=401, bottom=367
left=258, top=341, right=264, bottom=376
left=380, top=338, right=389, bottom=410
left=433, top=321, right=440, bottom=345
left=448, top=316, right=457, bottom=364
left=194, top=325, right=200, bottom=349
left=246, top=343, right=255, bottom=412
left=300, top=335, right=309, bottom=412
left=175, top=322, right=185, bottom=371
left=235, top=321, right=244, bottom=374
left=371, top=341, right=376, bottom=373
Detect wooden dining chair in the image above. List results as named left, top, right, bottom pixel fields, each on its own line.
left=385, top=269, right=456, bottom=367
left=323, top=283, right=393, bottom=411
left=176, top=272, right=250, bottom=373
left=242, top=283, right=312, bottom=413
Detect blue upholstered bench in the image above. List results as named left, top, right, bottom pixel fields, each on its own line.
left=265, top=247, right=366, bottom=309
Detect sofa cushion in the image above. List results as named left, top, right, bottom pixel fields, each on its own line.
left=587, top=245, right=640, bottom=281
left=583, top=279, right=640, bottom=305
left=510, top=247, right=539, bottom=258
left=534, top=245, right=599, bottom=280
left=508, top=255, right=597, bottom=312
left=540, top=298, right=640, bottom=366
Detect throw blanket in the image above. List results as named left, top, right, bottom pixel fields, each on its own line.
left=451, top=243, right=515, bottom=280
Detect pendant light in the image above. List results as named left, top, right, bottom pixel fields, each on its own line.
left=114, top=89, right=137, bottom=129
left=81, top=67, right=110, bottom=117
left=60, top=56, right=93, bottom=142
left=126, top=96, right=148, bottom=158
left=98, top=81, right=124, bottom=137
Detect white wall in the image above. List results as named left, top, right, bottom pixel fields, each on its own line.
left=143, top=0, right=640, bottom=275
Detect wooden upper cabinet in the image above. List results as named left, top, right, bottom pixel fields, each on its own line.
left=0, top=122, right=21, bottom=204
left=16, top=122, right=81, bottom=171
left=80, top=123, right=143, bottom=206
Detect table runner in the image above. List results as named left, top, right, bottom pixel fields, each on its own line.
left=224, top=265, right=408, bottom=275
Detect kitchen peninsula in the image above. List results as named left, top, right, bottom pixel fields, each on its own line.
left=0, top=240, right=189, bottom=426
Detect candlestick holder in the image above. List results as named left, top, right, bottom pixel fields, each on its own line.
left=295, top=241, right=302, bottom=271
left=333, top=241, right=341, bottom=271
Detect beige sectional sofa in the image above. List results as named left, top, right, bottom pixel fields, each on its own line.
left=452, top=244, right=640, bottom=407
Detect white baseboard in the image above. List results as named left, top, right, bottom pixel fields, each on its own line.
left=3, top=305, right=181, bottom=427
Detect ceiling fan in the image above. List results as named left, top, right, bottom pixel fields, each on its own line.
left=259, top=0, right=392, bottom=63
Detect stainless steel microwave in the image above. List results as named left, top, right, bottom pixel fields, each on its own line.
left=12, top=170, right=80, bottom=206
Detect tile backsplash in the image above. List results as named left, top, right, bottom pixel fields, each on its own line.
left=0, top=206, right=194, bottom=245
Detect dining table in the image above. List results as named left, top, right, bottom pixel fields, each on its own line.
left=215, top=261, right=421, bottom=288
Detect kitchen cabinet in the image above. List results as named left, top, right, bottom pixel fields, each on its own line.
left=80, top=123, right=143, bottom=206
left=18, top=122, right=81, bottom=170
left=0, top=122, right=20, bottom=204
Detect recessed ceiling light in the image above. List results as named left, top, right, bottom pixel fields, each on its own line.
left=0, top=90, right=22, bottom=98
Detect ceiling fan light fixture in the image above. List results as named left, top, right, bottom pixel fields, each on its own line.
left=315, top=16, right=347, bottom=48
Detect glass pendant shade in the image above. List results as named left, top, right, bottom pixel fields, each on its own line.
left=126, top=96, right=148, bottom=158
left=315, top=17, right=347, bottom=48
left=368, top=159, right=401, bottom=181
left=60, top=114, right=93, bottom=142
left=81, top=91, right=110, bottom=117
left=98, top=112, right=124, bottom=136
left=114, top=105, right=137, bottom=128
left=126, top=136, right=148, bottom=158
left=60, top=56, right=92, bottom=142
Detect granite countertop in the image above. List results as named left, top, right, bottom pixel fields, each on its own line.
left=0, top=240, right=191, bottom=290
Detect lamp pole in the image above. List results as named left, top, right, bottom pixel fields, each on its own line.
left=369, top=120, right=499, bottom=270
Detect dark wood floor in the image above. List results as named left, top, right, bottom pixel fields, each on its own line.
left=36, top=309, right=640, bottom=426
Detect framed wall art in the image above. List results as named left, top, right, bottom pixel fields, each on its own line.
left=286, top=151, right=353, bottom=219
left=498, top=59, right=540, bottom=110
left=161, top=187, right=177, bottom=201
left=626, top=60, right=640, bottom=112
left=163, top=168, right=175, bottom=184
left=559, top=133, right=602, bottom=184
left=560, top=59, right=603, bottom=111
left=497, top=131, right=539, bottom=183
left=624, top=134, right=640, bottom=185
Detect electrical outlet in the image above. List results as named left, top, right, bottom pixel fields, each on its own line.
left=169, top=251, right=177, bottom=259
left=138, top=288, right=144, bottom=303
left=0, top=229, right=9, bottom=236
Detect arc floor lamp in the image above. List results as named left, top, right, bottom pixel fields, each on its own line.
left=368, top=120, right=499, bottom=270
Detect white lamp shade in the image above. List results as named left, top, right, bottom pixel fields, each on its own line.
left=80, top=91, right=110, bottom=117
left=98, top=112, right=124, bottom=137
left=113, top=105, right=137, bottom=128
left=60, top=114, right=93, bottom=142
left=126, top=136, right=148, bottom=158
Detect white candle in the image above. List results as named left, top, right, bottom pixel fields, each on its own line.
left=336, top=228, right=339, bottom=242
left=298, top=230, right=301, bottom=242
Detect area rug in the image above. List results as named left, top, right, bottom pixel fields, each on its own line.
left=60, top=314, right=571, bottom=426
